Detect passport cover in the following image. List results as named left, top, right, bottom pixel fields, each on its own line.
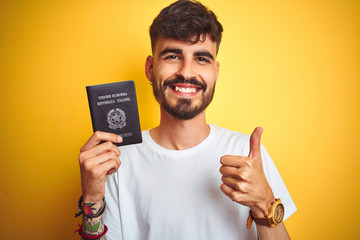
left=86, top=80, right=142, bottom=146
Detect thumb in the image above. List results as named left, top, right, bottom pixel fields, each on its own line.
left=248, top=127, right=263, bottom=158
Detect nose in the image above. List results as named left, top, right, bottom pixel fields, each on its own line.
left=176, top=58, right=196, bottom=80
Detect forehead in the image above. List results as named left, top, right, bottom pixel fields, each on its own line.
left=154, top=35, right=218, bottom=57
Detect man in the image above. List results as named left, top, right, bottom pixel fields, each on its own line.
left=76, top=0, right=296, bottom=239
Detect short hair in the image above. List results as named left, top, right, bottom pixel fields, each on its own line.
left=149, top=0, right=223, bottom=53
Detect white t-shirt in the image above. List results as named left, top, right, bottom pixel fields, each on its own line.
left=104, top=124, right=296, bottom=240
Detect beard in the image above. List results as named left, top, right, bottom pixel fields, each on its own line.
left=152, top=76, right=216, bottom=120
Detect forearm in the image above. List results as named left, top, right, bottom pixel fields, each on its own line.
left=256, top=222, right=290, bottom=240
left=77, top=132, right=122, bottom=239
left=81, top=202, right=106, bottom=240
left=81, top=209, right=106, bottom=240
left=76, top=199, right=108, bottom=240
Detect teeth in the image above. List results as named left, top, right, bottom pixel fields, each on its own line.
left=175, top=86, right=197, bottom=93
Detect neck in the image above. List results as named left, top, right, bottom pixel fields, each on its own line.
left=149, top=109, right=210, bottom=150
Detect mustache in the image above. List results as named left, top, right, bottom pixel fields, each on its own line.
left=163, top=76, right=207, bottom=91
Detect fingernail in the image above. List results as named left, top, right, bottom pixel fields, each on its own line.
left=117, top=135, right=122, bottom=142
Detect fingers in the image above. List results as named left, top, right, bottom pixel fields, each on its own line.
left=220, top=183, right=245, bottom=203
left=220, top=183, right=255, bottom=206
left=79, top=133, right=122, bottom=176
left=94, top=158, right=121, bottom=177
left=81, top=150, right=121, bottom=172
left=220, top=183, right=234, bottom=199
left=248, top=127, right=263, bottom=158
left=81, top=131, right=123, bottom=152
left=220, top=155, right=247, bottom=167
left=221, top=176, right=248, bottom=192
left=219, top=165, right=250, bottom=180
left=107, top=168, right=117, bottom=175
left=79, top=141, right=120, bottom=162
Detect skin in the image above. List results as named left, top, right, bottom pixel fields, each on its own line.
left=220, top=127, right=290, bottom=239
left=78, top=131, right=122, bottom=239
left=145, top=35, right=219, bottom=149
left=78, top=35, right=290, bottom=239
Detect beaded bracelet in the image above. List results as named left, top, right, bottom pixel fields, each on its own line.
left=75, top=224, right=108, bottom=239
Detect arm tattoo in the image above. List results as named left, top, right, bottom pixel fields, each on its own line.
left=83, top=202, right=97, bottom=215
left=81, top=216, right=106, bottom=240
left=81, top=200, right=106, bottom=240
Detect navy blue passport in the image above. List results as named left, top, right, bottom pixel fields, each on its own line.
left=86, top=81, right=142, bottom=146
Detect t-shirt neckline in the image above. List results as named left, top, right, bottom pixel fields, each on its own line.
left=143, top=124, right=216, bottom=156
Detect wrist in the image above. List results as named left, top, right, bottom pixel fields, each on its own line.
left=83, top=197, right=103, bottom=206
left=247, top=198, right=285, bottom=230
left=75, top=195, right=106, bottom=219
left=250, top=197, right=275, bottom=217
left=74, top=195, right=108, bottom=239
left=82, top=192, right=104, bottom=204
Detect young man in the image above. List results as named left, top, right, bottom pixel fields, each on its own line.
left=76, top=0, right=296, bottom=239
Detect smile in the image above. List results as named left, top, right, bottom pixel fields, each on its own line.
left=175, top=86, right=197, bottom=93
left=168, top=83, right=203, bottom=96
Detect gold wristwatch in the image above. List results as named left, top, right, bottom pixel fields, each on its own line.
left=246, top=198, right=284, bottom=229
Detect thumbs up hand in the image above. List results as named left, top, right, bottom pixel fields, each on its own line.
left=220, top=127, right=275, bottom=217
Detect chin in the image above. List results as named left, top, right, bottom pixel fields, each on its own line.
left=161, top=98, right=208, bottom=120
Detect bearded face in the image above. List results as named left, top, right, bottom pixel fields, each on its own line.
left=146, top=36, right=219, bottom=120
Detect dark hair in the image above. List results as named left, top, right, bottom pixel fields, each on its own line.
left=149, top=0, right=223, bottom=53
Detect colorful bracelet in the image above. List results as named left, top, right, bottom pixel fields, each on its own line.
left=75, top=224, right=108, bottom=239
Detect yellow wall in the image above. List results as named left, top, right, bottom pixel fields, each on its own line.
left=0, top=0, right=359, bottom=239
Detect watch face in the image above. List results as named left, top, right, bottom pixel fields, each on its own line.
left=274, top=203, right=284, bottom=224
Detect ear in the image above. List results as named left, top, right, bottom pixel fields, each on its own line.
left=215, top=61, right=220, bottom=82
left=145, top=55, right=154, bottom=83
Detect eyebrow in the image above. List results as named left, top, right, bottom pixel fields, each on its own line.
left=159, top=48, right=182, bottom=57
left=194, top=51, right=214, bottom=61
left=158, top=48, right=215, bottom=61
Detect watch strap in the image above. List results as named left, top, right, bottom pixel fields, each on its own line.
left=246, top=212, right=253, bottom=229
left=246, top=211, right=276, bottom=229
left=252, top=212, right=276, bottom=226
left=246, top=198, right=282, bottom=230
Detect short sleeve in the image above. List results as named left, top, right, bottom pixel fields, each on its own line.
left=260, top=144, right=297, bottom=221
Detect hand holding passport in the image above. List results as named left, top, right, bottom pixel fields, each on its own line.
left=86, top=80, right=142, bottom=146
left=78, top=81, right=141, bottom=204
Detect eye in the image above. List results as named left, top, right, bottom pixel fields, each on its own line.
left=197, top=57, right=210, bottom=63
left=164, top=55, right=180, bottom=60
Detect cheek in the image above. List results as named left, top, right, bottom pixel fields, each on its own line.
left=154, top=63, right=178, bottom=81
left=200, top=68, right=217, bottom=86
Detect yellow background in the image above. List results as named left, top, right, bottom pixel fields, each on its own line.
left=0, top=0, right=359, bottom=239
